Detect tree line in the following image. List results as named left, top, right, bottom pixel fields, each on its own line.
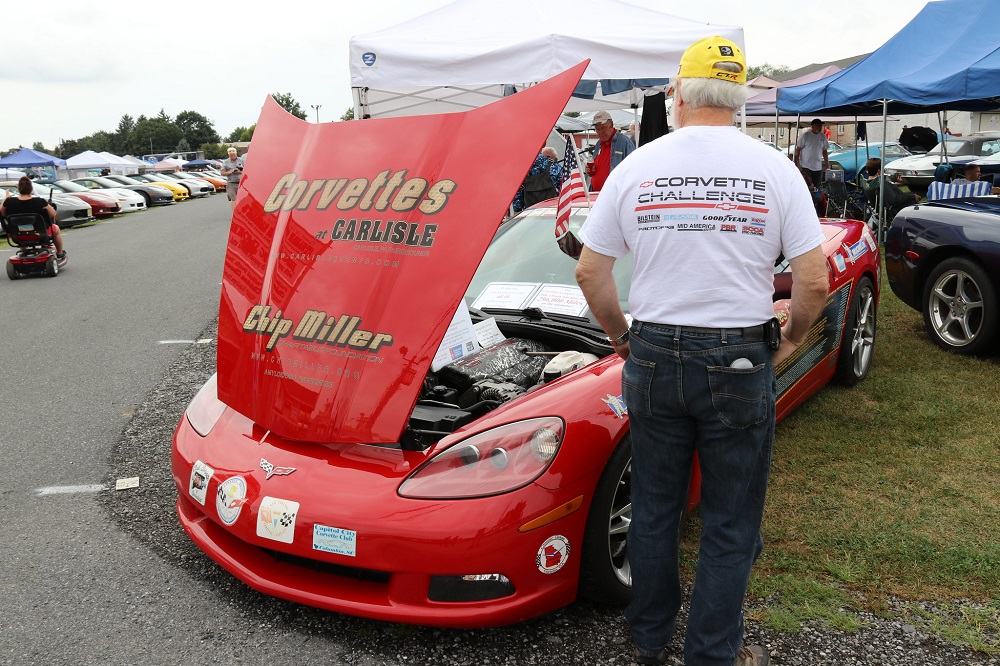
left=1, top=93, right=311, bottom=161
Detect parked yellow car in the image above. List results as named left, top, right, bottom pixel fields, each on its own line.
left=126, top=173, right=190, bottom=201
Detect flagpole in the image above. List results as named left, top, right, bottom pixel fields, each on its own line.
left=567, top=134, right=593, bottom=208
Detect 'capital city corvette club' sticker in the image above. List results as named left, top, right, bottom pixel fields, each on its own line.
left=189, top=460, right=215, bottom=506
left=257, top=496, right=299, bottom=544
left=536, top=535, right=570, bottom=574
left=216, top=476, right=249, bottom=526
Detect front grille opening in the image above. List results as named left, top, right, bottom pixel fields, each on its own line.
left=428, top=574, right=515, bottom=602
left=262, top=547, right=390, bottom=584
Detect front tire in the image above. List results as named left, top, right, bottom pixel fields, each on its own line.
left=578, top=433, right=690, bottom=607
left=579, top=434, right=633, bottom=606
left=923, top=257, right=999, bottom=355
left=835, top=276, right=876, bottom=385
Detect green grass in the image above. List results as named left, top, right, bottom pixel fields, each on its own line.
left=681, top=266, right=1000, bottom=652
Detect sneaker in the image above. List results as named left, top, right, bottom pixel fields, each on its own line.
left=734, top=644, right=769, bottom=666
left=56, top=251, right=66, bottom=260
left=631, top=647, right=668, bottom=665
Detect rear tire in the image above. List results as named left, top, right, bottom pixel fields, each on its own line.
left=835, top=276, right=876, bottom=385
left=44, top=256, right=58, bottom=277
left=6, top=260, right=19, bottom=280
left=922, top=257, right=999, bottom=355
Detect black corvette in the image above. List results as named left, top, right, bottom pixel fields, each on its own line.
left=885, top=196, right=1000, bottom=354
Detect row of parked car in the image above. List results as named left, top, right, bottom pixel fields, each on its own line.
left=822, top=131, right=1000, bottom=187
left=1, top=168, right=228, bottom=231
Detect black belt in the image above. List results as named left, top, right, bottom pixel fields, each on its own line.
left=644, top=323, right=767, bottom=341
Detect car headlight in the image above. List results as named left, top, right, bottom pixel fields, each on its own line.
left=185, top=373, right=227, bottom=436
left=398, top=417, right=564, bottom=499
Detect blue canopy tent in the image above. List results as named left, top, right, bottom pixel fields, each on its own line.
left=777, top=0, right=1000, bottom=116
left=775, top=0, right=1000, bottom=237
left=0, top=148, right=66, bottom=168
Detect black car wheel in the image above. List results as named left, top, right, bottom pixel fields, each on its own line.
left=579, top=433, right=688, bottom=607
left=139, top=192, right=152, bottom=207
left=923, top=257, right=999, bottom=355
left=835, top=276, right=876, bottom=385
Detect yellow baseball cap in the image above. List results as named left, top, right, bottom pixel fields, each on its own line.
left=678, top=36, right=746, bottom=85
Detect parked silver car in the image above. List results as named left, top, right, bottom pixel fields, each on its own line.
left=0, top=181, right=94, bottom=228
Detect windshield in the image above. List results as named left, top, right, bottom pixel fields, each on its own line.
left=54, top=180, right=89, bottom=193
left=465, top=206, right=633, bottom=322
left=929, top=140, right=973, bottom=156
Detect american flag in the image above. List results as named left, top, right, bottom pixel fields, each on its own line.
left=556, top=137, right=587, bottom=258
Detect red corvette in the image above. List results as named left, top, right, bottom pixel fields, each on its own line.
left=171, top=66, right=880, bottom=629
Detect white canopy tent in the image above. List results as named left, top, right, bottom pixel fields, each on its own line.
left=349, top=0, right=743, bottom=119
left=97, top=152, right=138, bottom=175
left=65, top=150, right=114, bottom=178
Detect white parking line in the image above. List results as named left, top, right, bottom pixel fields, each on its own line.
left=35, top=484, right=107, bottom=496
left=159, top=339, right=214, bottom=345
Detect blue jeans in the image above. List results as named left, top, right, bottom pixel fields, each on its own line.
left=623, top=321, right=775, bottom=666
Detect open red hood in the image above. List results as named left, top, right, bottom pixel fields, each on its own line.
left=216, top=62, right=588, bottom=444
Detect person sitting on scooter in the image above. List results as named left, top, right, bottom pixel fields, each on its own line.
left=0, top=176, right=65, bottom=259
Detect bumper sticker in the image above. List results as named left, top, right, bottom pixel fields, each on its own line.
left=536, top=535, right=570, bottom=574
left=216, top=476, right=249, bottom=526
left=313, top=524, right=358, bottom=557
left=189, top=460, right=214, bottom=506
left=257, top=496, right=299, bottom=544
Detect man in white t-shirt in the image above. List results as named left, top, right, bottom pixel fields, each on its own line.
left=794, top=119, right=830, bottom=190
left=575, top=36, right=829, bottom=666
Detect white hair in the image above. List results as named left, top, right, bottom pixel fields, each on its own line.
left=676, top=62, right=748, bottom=112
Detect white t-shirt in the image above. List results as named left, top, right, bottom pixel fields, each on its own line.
left=579, top=125, right=826, bottom=328
left=795, top=130, right=829, bottom=171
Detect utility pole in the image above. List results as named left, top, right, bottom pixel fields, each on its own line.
left=311, top=104, right=322, bottom=123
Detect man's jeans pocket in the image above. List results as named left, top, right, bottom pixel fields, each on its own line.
left=622, top=355, right=655, bottom=418
left=707, top=363, right=767, bottom=429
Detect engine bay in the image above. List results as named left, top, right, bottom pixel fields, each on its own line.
left=401, top=327, right=605, bottom=449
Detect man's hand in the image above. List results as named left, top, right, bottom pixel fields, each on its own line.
left=772, top=317, right=800, bottom=366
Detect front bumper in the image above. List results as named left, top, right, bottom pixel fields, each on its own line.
left=171, top=412, right=587, bottom=628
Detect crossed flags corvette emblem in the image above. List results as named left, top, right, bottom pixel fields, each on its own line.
left=260, top=458, right=296, bottom=480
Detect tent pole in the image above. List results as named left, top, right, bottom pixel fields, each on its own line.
left=936, top=110, right=949, bottom=163
left=773, top=107, right=778, bottom=150
left=877, top=99, right=888, bottom=243
left=352, top=87, right=364, bottom=120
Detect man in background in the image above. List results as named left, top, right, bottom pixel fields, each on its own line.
left=586, top=110, right=636, bottom=191
left=794, top=118, right=830, bottom=189
left=221, top=147, right=244, bottom=210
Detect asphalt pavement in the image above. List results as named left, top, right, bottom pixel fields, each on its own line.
left=1, top=194, right=996, bottom=666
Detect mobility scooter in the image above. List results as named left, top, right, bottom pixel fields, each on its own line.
left=1, top=212, right=68, bottom=279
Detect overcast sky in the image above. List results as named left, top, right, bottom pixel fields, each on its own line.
left=2, top=0, right=930, bottom=152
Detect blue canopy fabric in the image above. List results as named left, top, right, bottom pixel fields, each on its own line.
left=778, top=0, right=1000, bottom=115
left=0, top=147, right=66, bottom=168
